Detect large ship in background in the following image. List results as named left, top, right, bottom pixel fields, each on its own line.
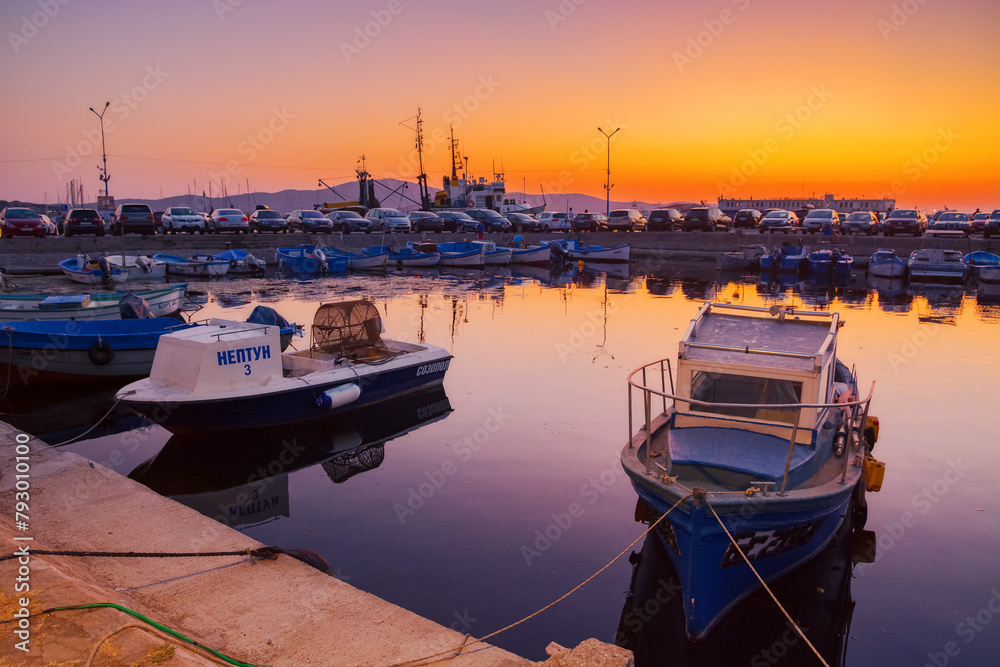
left=719, top=193, right=895, bottom=217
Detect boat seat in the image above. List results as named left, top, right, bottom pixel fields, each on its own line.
left=669, top=426, right=818, bottom=485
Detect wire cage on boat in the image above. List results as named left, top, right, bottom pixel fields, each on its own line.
left=310, top=300, right=393, bottom=361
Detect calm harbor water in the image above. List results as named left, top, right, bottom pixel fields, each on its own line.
left=12, top=260, right=1000, bottom=665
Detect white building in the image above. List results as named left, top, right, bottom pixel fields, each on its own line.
left=719, top=193, right=895, bottom=215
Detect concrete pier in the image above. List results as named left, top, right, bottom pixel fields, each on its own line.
left=0, top=425, right=632, bottom=666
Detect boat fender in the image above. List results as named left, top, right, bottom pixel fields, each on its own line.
left=316, top=383, right=361, bottom=410
left=88, top=341, right=114, bottom=365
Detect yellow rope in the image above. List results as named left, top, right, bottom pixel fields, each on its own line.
left=384, top=494, right=692, bottom=667
left=706, top=501, right=831, bottom=667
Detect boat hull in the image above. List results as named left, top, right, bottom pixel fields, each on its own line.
left=622, top=431, right=859, bottom=640
left=390, top=251, right=439, bottom=267
left=437, top=252, right=485, bottom=267
left=509, top=245, right=551, bottom=265
left=0, top=285, right=188, bottom=321
left=868, top=259, right=906, bottom=278
left=550, top=240, right=630, bottom=263
left=119, top=348, right=452, bottom=434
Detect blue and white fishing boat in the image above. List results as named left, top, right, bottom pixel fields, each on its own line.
left=386, top=245, right=440, bottom=267
left=153, top=253, right=231, bottom=278
left=806, top=248, right=853, bottom=276
left=275, top=245, right=347, bottom=274
left=117, top=300, right=452, bottom=434
left=410, top=241, right=485, bottom=267
left=321, top=245, right=390, bottom=270
left=106, top=254, right=168, bottom=280
left=867, top=248, right=907, bottom=278
left=621, top=302, right=881, bottom=639
left=759, top=243, right=809, bottom=274
left=58, top=256, right=129, bottom=286
left=470, top=240, right=513, bottom=265
left=0, top=284, right=188, bottom=321
left=718, top=244, right=766, bottom=270
left=0, top=304, right=299, bottom=386
left=547, top=238, right=630, bottom=263
left=196, top=249, right=268, bottom=274
left=907, top=247, right=968, bottom=282
left=506, top=237, right=551, bottom=266
left=964, top=251, right=1000, bottom=282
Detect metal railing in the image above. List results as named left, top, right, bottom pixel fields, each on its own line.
left=627, top=358, right=875, bottom=495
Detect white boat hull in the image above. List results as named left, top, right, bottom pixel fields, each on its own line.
left=509, top=245, right=551, bottom=265
left=0, top=285, right=188, bottom=321
left=348, top=253, right=389, bottom=270
left=438, top=253, right=485, bottom=267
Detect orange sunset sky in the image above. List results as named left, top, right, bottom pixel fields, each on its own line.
left=2, top=0, right=998, bottom=211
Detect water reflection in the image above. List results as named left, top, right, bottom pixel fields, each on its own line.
left=0, top=384, right=141, bottom=444
left=617, top=500, right=876, bottom=667
left=127, top=386, right=452, bottom=528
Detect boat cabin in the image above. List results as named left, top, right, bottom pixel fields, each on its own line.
left=672, top=303, right=842, bottom=446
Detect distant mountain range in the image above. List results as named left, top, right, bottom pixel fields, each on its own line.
left=4, top=179, right=697, bottom=215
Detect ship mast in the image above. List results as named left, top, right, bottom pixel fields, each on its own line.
left=415, top=108, right=430, bottom=211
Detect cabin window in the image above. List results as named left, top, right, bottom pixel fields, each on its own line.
left=689, top=371, right=803, bottom=424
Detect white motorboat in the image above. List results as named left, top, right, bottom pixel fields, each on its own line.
left=907, top=247, right=968, bottom=282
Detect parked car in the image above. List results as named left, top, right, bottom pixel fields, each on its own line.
left=927, top=211, right=971, bottom=237
left=802, top=209, right=839, bottom=234
left=436, top=211, right=473, bottom=233
left=882, top=209, right=927, bottom=237
left=248, top=208, right=289, bottom=233
left=646, top=209, right=682, bottom=231
left=287, top=209, right=334, bottom=233
left=365, top=208, right=411, bottom=232
left=208, top=208, right=249, bottom=234
left=111, top=203, right=155, bottom=236
left=970, top=212, right=990, bottom=234
left=505, top=212, right=541, bottom=232
left=153, top=211, right=164, bottom=233
left=0, top=207, right=47, bottom=238
left=840, top=211, right=879, bottom=235
left=63, top=207, right=106, bottom=237
left=682, top=206, right=731, bottom=232
left=607, top=209, right=647, bottom=232
left=536, top=211, right=570, bottom=232
left=161, top=206, right=207, bottom=234
left=572, top=212, right=609, bottom=232
left=407, top=211, right=446, bottom=233
left=40, top=214, right=58, bottom=236
left=758, top=210, right=800, bottom=233
left=464, top=208, right=512, bottom=233
left=984, top=210, right=1000, bottom=239
left=328, top=210, right=370, bottom=233
left=730, top=209, right=761, bottom=230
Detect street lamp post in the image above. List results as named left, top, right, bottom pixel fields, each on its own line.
left=598, top=126, right=620, bottom=218
left=89, top=102, right=110, bottom=197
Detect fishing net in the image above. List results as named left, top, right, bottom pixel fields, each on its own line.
left=310, top=300, right=393, bottom=361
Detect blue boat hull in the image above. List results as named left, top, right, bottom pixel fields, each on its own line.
left=631, top=479, right=854, bottom=640
left=120, top=360, right=449, bottom=434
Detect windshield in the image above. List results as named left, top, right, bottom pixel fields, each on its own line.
left=217, top=209, right=243, bottom=216
left=339, top=211, right=362, bottom=219
left=258, top=211, right=281, bottom=219
left=938, top=213, right=967, bottom=222
left=891, top=210, right=917, bottom=219
left=384, top=209, right=406, bottom=218
left=846, top=213, right=868, bottom=221
left=453, top=212, right=473, bottom=221
left=170, top=207, right=197, bottom=215
left=302, top=211, right=324, bottom=219
left=807, top=210, right=834, bottom=219
left=763, top=212, right=786, bottom=219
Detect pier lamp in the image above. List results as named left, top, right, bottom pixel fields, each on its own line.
left=89, top=102, right=111, bottom=197
left=598, top=126, right=620, bottom=218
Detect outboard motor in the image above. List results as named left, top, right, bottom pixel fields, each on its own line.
left=119, top=292, right=155, bottom=319
left=98, top=256, right=114, bottom=288
left=136, top=255, right=154, bottom=274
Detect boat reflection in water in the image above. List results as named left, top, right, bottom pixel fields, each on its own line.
left=127, top=386, right=452, bottom=528
left=0, top=384, right=144, bottom=445
left=616, top=499, right=876, bottom=667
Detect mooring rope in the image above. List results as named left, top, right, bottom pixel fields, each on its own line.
left=384, top=493, right=692, bottom=667
left=706, top=501, right=831, bottom=667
